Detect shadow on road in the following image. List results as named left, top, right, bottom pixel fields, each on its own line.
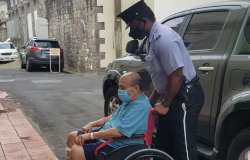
left=0, top=61, right=15, bottom=64
left=22, top=67, right=72, bottom=74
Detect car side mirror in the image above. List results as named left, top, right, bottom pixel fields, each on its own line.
left=126, top=40, right=139, bottom=55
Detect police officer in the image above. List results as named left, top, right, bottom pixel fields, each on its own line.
left=118, top=1, right=204, bottom=160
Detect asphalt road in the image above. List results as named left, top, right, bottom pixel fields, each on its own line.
left=0, top=60, right=104, bottom=159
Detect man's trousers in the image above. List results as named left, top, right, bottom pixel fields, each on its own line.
left=155, top=80, right=204, bottom=160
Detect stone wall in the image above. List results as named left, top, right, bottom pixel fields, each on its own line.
left=0, top=1, right=7, bottom=42
left=46, top=0, right=103, bottom=72
left=0, top=22, right=7, bottom=41
left=7, top=0, right=47, bottom=47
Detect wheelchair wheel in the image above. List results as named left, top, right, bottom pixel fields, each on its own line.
left=125, top=148, right=174, bottom=160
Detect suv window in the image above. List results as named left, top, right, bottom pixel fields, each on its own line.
left=34, top=40, right=60, bottom=48
left=245, top=16, right=250, bottom=43
left=183, top=11, right=228, bottom=51
left=163, top=16, right=186, bottom=33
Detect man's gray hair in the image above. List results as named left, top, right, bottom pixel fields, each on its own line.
left=123, top=72, right=142, bottom=89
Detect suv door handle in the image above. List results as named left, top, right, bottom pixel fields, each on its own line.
left=198, top=66, right=214, bottom=71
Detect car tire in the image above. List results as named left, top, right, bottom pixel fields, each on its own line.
left=104, top=86, right=118, bottom=116
left=227, top=128, right=250, bottom=160
left=26, top=59, right=33, bottom=72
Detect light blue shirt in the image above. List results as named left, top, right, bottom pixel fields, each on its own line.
left=101, top=93, right=151, bottom=147
left=145, top=22, right=196, bottom=96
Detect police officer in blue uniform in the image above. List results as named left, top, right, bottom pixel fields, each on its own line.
left=118, top=1, right=204, bottom=160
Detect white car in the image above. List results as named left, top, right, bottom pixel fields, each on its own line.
left=0, top=42, right=18, bottom=62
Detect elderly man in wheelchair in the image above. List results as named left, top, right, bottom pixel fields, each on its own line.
left=66, top=72, right=152, bottom=160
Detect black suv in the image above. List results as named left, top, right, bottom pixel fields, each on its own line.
left=20, top=38, right=64, bottom=72
left=103, top=1, right=250, bottom=160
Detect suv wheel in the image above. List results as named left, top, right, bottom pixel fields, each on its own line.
left=227, top=128, right=250, bottom=160
left=26, top=59, right=33, bottom=72
left=104, top=86, right=119, bottom=116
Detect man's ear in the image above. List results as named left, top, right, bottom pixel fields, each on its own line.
left=135, top=84, right=141, bottom=92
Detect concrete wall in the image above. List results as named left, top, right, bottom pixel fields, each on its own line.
left=98, top=0, right=116, bottom=68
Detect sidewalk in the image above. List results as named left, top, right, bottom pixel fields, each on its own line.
left=0, top=102, right=58, bottom=160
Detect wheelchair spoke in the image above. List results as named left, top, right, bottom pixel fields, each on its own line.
left=125, top=148, right=174, bottom=160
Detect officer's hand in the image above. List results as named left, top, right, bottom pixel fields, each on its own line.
left=154, top=102, right=169, bottom=115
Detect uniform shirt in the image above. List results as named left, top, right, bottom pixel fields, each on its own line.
left=101, top=93, right=151, bottom=147
left=145, top=22, right=196, bottom=96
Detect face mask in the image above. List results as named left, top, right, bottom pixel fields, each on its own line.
left=129, top=27, right=146, bottom=40
left=118, top=89, right=131, bottom=103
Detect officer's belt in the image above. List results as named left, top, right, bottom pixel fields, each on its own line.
left=186, top=75, right=199, bottom=86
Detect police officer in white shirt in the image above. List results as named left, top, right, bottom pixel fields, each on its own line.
left=118, top=1, right=205, bottom=160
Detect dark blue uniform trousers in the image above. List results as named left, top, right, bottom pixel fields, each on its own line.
left=155, top=80, right=204, bottom=160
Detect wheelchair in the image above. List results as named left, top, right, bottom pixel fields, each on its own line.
left=95, top=108, right=174, bottom=160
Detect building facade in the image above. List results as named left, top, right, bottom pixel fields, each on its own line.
left=6, top=0, right=226, bottom=72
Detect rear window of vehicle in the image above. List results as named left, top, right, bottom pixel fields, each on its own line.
left=183, top=11, right=228, bottom=51
left=0, top=43, right=15, bottom=49
left=34, top=40, right=60, bottom=48
left=245, top=16, right=250, bottom=43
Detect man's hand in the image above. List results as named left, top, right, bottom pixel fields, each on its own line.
left=82, top=123, right=93, bottom=133
left=154, top=102, right=169, bottom=115
left=75, top=134, right=90, bottom=145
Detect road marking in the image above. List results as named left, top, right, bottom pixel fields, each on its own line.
left=71, top=91, right=93, bottom=95
left=0, top=79, right=15, bottom=83
left=32, top=80, right=62, bottom=84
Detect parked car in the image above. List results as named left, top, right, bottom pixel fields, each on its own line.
left=20, top=37, right=64, bottom=72
left=0, top=42, right=18, bottom=62
left=103, top=1, right=250, bottom=160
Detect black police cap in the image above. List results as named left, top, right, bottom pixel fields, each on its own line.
left=117, top=1, right=152, bottom=25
